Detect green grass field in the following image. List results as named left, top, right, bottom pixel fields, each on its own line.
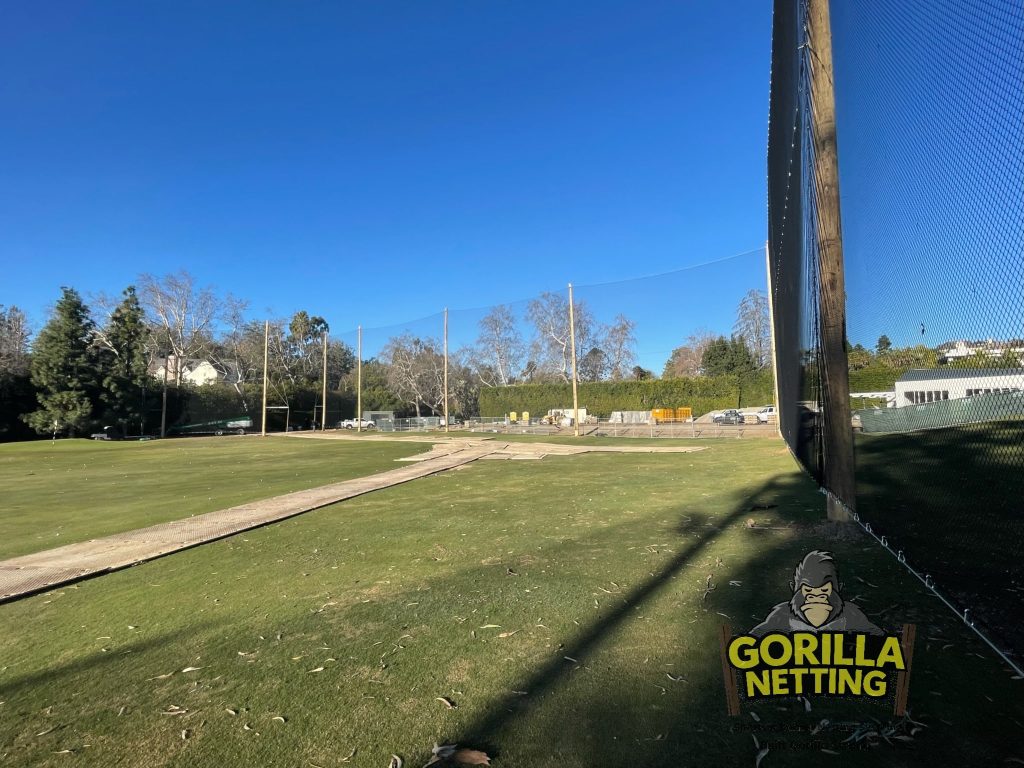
left=0, top=437, right=427, bottom=560
left=0, top=437, right=1021, bottom=767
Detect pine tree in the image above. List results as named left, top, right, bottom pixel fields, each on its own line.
left=25, top=287, right=100, bottom=437
left=97, top=286, right=152, bottom=434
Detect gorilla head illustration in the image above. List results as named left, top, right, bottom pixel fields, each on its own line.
left=750, top=550, right=884, bottom=637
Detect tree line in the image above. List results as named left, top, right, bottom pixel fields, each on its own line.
left=1, top=275, right=774, bottom=440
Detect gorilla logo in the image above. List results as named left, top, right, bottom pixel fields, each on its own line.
left=750, top=550, right=883, bottom=637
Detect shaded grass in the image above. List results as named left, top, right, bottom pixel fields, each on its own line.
left=0, top=436, right=427, bottom=559
left=856, top=421, right=1024, bottom=658
left=0, top=439, right=1020, bottom=767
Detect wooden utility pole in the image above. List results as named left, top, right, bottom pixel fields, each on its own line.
left=808, top=0, right=854, bottom=522
left=356, top=326, right=363, bottom=433
left=568, top=283, right=580, bottom=437
left=765, top=242, right=782, bottom=438
left=321, top=330, right=329, bottom=431
left=443, top=308, right=450, bottom=433
left=261, top=320, right=269, bottom=437
left=160, top=354, right=168, bottom=438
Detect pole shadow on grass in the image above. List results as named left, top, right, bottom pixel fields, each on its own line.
left=441, top=467, right=1024, bottom=767
left=443, top=472, right=827, bottom=766
left=0, top=617, right=229, bottom=697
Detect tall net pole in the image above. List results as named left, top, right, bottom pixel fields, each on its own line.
left=765, top=241, right=782, bottom=438
left=443, top=307, right=450, bottom=433
left=261, top=320, right=269, bottom=437
left=808, top=0, right=854, bottom=521
left=321, top=329, right=329, bottom=431
left=568, top=283, right=580, bottom=437
left=356, top=325, right=363, bottom=433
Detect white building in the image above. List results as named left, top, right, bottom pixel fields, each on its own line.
left=936, top=339, right=1024, bottom=365
left=150, top=355, right=238, bottom=387
left=895, top=368, right=1024, bottom=406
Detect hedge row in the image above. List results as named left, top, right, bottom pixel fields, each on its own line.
left=478, top=371, right=775, bottom=419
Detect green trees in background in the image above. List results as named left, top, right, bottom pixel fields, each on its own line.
left=24, top=288, right=100, bottom=437
left=95, top=286, right=152, bottom=434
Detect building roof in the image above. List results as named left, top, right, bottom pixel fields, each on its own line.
left=897, top=367, right=1024, bottom=383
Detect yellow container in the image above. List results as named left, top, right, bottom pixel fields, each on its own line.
left=510, top=411, right=518, bottom=423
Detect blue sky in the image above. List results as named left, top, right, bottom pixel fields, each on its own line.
left=1, top=1, right=773, bottom=371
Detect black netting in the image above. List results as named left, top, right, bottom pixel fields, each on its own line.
left=769, top=0, right=1024, bottom=662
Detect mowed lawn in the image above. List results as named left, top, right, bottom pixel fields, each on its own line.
left=0, top=438, right=1021, bottom=767
left=0, top=436, right=428, bottom=560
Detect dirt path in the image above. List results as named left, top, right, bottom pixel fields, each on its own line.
left=0, top=436, right=702, bottom=602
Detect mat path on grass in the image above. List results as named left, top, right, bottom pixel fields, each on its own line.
left=0, top=436, right=702, bottom=602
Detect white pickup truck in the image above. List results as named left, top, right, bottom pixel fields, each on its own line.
left=339, top=418, right=375, bottom=429
left=754, top=406, right=776, bottom=423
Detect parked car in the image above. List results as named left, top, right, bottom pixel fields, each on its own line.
left=713, top=409, right=745, bottom=425
left=91, top=425, right=124, bottom=441
left=339, top=418, right=376, bottom=429
left=755, top=405, right=777, bottom=423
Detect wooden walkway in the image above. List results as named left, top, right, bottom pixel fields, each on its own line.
left=0, top=436, right=703, bottom=603
left=0, top=442, right=496, bottom=603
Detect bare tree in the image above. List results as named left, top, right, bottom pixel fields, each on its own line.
left=138, top=271, right=221, bottom=383
left=0, top=305, right=31, bottom=377
left=381, top=334, right=445, bottom=417
left=734, top=289, right=771, bottom=369
left=475, top=305, right=525, bottom=386
left=526, top=291, right=597, bottom=382
left=603, top=314, right=637, bottom=381
left=663, top=327, right=716, bottom=378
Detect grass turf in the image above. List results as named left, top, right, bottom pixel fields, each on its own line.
left=0, top=436, right=428, bottom=560
left=0, top=438, right=1021, bottom=767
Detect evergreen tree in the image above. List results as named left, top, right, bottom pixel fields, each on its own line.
left=97, top=286, right=152, bottom=434
left=25, top=287, right=99, bottom=437
left=701, top=335, right=757, bottom=376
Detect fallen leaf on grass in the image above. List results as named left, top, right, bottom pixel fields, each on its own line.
left=436, top=697, right=458, bottom=709
left=497, top=630, right=519, bottom=638
left=271, top=716, right=287, bottom=723
left=37, top=726, right=58, bottom=736
left=147, top=672, right=174, bottom=681
left=182, top=666, right=204, bottom=673
left=225, top=708, right=238, bottom=716
left=755, top=745, right=770, bottom=767
left=340, top=747, right=357, bottom=762
left=389, top=755, right=403, bottom=768
left=666, top=673, right=686, bottom=683
left=308, top=667, right=326, bottom=674
left=478, top=625, right=501, bottom=629
left=181, top=729, right=190, bottom=740
left=564, top=656, right=578, bottom=663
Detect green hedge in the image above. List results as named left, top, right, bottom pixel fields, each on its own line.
left=848, top=365, right=905, bottom=392
left=478, top=370, right=775, bottom=419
